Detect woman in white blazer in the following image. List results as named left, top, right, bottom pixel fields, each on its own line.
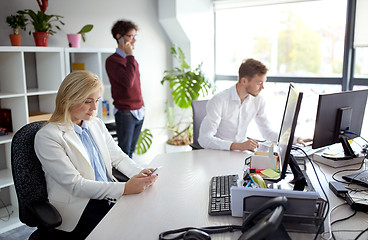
left=34, top=71, right=158, bottom=239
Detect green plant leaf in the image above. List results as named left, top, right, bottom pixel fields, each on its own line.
left=6, top=14, right=28, bottom=32
left=161, top=46, right=212, bottom=109
left=161, top=45, right=213, bottom=145
left=77, top=24, right=93, bottom=42
left=135, top=129, right=153, bottom=155
left=78, top=24, right=93, bottom=34
left=17, top=9, right=64, bottom=35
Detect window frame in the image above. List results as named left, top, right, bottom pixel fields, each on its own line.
left=214, top=0, right=368, bottom=90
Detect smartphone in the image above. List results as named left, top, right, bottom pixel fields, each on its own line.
left=118, top=37, right=126, bottom=44
left=149, top=167, right=161, bottom=176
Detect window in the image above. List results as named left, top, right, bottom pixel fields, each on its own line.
left=354, top=47, right=368, bottom=78
left=215, top=0, right=347, bottom=78
left=214, top=0, right=352, bottom=138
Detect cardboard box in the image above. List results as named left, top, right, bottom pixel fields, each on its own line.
left=72, top=62, right=85, bottom=71
left=29, top=111, right=52, bottom=123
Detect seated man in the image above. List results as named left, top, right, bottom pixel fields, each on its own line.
left=198, top=58, right=309, bottom=152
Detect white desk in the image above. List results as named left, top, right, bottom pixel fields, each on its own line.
left=87, top=149, right=368, bottom=240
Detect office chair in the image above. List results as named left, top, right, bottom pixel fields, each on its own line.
left=11, top=121, right=63, bottom=240
left=11, top=120, right=128, bottom=239
left=190, top=100, right=208, bottom=150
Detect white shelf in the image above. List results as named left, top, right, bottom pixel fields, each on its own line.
left=26, top=89, right=58, bottom=96
left=0, top=134, right=13, bottom=144
left=0, top=169, right=13, bottom=189
left=0, top=47, right=117, bottom=234
left=0, top=93, right=24, bottom=99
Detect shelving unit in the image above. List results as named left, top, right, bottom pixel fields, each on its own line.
left=0, top=46, right=115, bottom=233
left=64, top=47, right=115, bottom=123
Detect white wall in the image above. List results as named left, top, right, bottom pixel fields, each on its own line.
left=0, top=0, right=172, bottom=160
left=158, top=0, right=214, bottom=82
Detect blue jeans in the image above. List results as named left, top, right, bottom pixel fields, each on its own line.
left=115, top=109, right=144, bottom=158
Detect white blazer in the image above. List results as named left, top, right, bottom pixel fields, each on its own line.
left=34, top=117, right=143, bottom=232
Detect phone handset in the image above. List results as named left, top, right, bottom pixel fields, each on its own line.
left=158, top=196, right=289, bottom=240
left=238, top=196, right=289, bottom=240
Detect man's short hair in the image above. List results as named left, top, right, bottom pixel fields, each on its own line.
left=238, top=58, right=268, bottom=81
left=111, top=20, right=138, bottom=41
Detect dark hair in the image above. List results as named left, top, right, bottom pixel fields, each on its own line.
left=238, top=58, right=268, bottom=81
left=111, top=20, right=138, bottom=42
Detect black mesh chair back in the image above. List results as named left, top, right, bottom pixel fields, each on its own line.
left=11, top=121, right=48, bottom=226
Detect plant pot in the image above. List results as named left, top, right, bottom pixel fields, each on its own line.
left=33, top=32, right=49, bottom=47
left=9, top=34, right=22, bottom=46
left=67, top=33, right=81, bottom=48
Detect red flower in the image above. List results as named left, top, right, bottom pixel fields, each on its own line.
left=37, top=0, right=48, bottom=12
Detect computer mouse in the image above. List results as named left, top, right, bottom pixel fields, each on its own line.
left=183, top=229, right=211, bottom=240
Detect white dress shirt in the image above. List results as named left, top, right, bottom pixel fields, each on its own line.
left=198, top=85, right=278, bottom=150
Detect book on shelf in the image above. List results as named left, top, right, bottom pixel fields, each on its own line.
left=0, top=108, right=13, bottom=135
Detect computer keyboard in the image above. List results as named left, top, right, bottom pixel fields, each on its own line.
left=208, top=174, right=239, bottom=215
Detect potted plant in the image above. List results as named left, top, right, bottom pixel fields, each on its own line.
left=161, top=45, right=212, bottom=148
left=6, top=13, right=27, bottom=46
left=18, top=9, right=64, bottom=47
left=67, top=24, right=94, bottom=48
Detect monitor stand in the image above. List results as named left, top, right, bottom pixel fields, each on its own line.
left=312, top=138, right=365, bottom=168
left=321, top=136, right=356, bottom=160
left=288, top=155, right=307, bottom=191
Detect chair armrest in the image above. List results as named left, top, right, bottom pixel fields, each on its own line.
left=112, top=167, right=130, bottom=182
left=26, top=201, right=62, bottom=229
left=190, top=143, right=203, bottom=150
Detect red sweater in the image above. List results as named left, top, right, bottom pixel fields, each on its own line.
left=105, top=53, right=144, bottom=110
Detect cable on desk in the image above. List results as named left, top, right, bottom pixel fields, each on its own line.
left=354, top=226, right=368, bottom=240
left=331, top=159, right=366, bottom=184
left=331, top=209, right=356, bottom=225
left=0, top=198, right=13, bottom=222
left=331, top=210, right=357, bottom=240
left=291, top=146, right=330, bottom=240
left=328, top=203, right=348, bottom=240
left=347, top=188, right=368, bottom=196
left=312, top=160, right=335, bottom=240
left=343, top=131, right=368, bottom=145
left=320, top=203, right=346, bottom=240
left=323, top=229, right=368, bottom=240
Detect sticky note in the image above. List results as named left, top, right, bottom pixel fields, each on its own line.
left=261, top=168, right=280, bottom=179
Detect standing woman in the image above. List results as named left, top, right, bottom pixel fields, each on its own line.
left=34, top=71, right=157, bottom=239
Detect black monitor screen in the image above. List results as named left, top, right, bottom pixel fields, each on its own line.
left=312, top=89, right=368, bottom=154
left=277, top=83, right=303, bottom=180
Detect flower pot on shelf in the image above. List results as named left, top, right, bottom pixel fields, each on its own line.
left=33, top=32, right=49, bottom=47
left=67, top=33, right=81, bottom=48
left=9, top=34, right=22, bottom=46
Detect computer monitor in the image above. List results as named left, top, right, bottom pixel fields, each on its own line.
left=312, top=89, right=368, bottom=159
left=277, top=83, right=303, bottom=181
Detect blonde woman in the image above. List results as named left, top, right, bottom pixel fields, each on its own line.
left=35, top=71, right=157, bottom=239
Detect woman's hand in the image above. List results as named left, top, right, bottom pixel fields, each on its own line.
left=123, top=168, right=158, bottom=195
